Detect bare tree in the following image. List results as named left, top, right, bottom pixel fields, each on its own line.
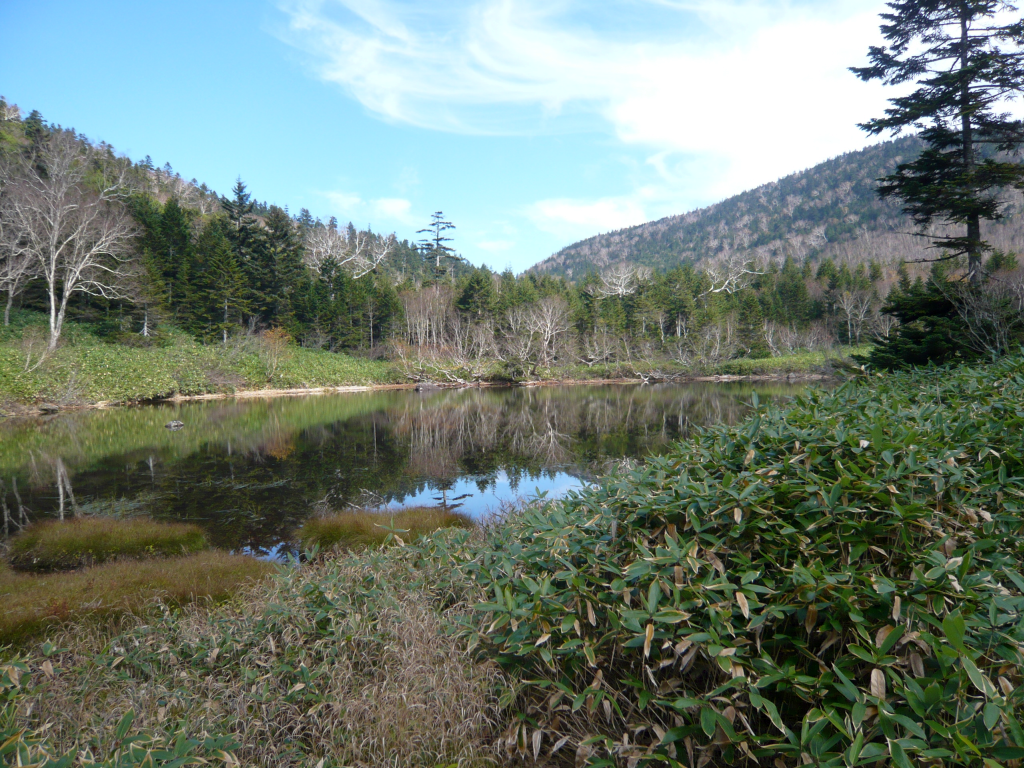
left=0, top=131, right=134, bottom=349
left=699, top=253, right=766, bottom=298
left=0, top=97, right=20, bottom=123
left=305, top=224, right=396, bottom=278
left=836, top=290, right=874, bottom=345
left=941, top=272, right=1024, bottom=357
left=525, top=296, right=572, bottom=367
left=0, top=191, right=36, bottom=325
left=591, top=264, right=651, bottom=298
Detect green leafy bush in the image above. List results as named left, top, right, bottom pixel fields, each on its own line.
left=8, top=517, right=208, bottom=572
left=1, top=657, right=239, bottom=766
left=435, top=355, right=1024, bottom=766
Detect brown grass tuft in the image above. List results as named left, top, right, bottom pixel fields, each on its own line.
left=9, top=548, right=510, bottom=767
left=296, top=506, right=474, bottom=551
left=7, top=516, right=208, bottom=572
left=0, top=551, right=273, bottom=644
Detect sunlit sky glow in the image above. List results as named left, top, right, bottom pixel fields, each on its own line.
left=1, top=0, right=896, bottom=271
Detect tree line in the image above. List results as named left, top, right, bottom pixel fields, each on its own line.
left=7, top=0, right=1024, bottom=387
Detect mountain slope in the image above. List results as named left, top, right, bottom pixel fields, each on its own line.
left=531, top=136, right=1024, bottom=278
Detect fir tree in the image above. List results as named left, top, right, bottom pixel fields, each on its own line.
left=194, top=221, right=248, bottom=342
left=852, top=0, right=1024, bottom=284
left=417, top=212, right=456, bottom=277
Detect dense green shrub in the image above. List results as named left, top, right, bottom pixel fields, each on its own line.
left=8, top=517, right=208, bottom=572
left=424, top=355, right=1024, bottom=766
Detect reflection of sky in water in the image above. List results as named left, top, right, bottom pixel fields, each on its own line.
left=1, top=381, right=814, bottom=554
left=393, top=470, right=589, bottom=517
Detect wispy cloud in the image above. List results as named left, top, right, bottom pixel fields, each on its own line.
left=528, top=196, right=648, bottom=241
left=282, top=0, right=893, bottom=246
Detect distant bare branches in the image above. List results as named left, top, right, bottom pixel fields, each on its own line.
left=305, top=225, right=396, bottom=278
left=591, top=265, right=651, bottom=297
left=699, top=254, right=766, bottom=297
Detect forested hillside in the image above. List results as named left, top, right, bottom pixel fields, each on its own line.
left=3, top=97, right=1019, bottom=404
left=532, top=136, right=1024, bottom=279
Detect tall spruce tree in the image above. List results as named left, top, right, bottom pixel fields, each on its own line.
left=194, top=221, right=247, bottom=342
left=221, top=179, right=270, bottom=322
left=417, top=211, right=456, bottom=278
left=264, top=205, right=306, bottom=327
left=852, top=1, right=1024, bottom=284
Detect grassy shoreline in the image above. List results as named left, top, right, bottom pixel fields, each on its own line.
left=3, top=354, right=1024, bottom=766
left=0, top=312, right=858, bottom=413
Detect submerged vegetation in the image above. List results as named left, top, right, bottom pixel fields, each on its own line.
left=3, top=354, right=1024, bottom=765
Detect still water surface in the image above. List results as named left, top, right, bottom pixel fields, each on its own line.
left=0, top=382, right=808, bottom=555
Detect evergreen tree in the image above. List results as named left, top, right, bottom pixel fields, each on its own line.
left=221, top=179, right=270, bottom=322
left=852, top=0, right=1024, bottom=284
left=737, top=290, right=770, bottom=358
left=193, top=221, right=248, bottom=342
left=264, top=205, right=306, bottom=327
left=417, top=211, right=456, bottom=277
left=457, top=268, right=496, bottom=318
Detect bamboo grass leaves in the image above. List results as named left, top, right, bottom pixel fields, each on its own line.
left=451, top=356, right=1024, bottom=766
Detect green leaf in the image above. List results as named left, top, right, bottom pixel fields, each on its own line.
left=889, top=739, right=914, bottom=768
left=984, top=702, right=1002, bottom=731
left=700, top=706, right=717, bottom=737
left=942, top=611, right=968, bottom=654
left=115, top=709, right=136, bottom=742
left=962, top=655, right=997, bottom=698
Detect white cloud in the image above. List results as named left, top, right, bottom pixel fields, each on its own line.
left=324, top=190, right=363, bottom=212
left=372, top=197, right=413, bottom=221
left=528, top=196, right=648, bottom=241
left=282, top=0, right=900, bottom=245
left=321, top=191, right=415, bottom=227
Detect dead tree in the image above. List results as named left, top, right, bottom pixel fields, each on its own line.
left=304, top=224, right=396, bottom=278
left=0, top=193, right=36, bottom=325
left=0, top=130, right=135, bottom=350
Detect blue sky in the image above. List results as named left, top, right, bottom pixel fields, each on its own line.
left=1, top=0, right=893, bottom=272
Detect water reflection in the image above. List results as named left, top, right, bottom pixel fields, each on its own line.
left=0, top=382, right=809, bottom=553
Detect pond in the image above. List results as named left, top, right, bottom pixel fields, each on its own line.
left=0, top=382, right=811, bottom=556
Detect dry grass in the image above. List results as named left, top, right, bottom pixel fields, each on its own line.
left=8, top=546, right=510, bottom=767
left=7, top=516, right=208, bottom=572
left=297, top=506, right=474, bottom=551
left=0, top=551, right=273, bottom=644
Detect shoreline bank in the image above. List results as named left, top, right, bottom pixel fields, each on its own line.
left=1, top=370, right=835, bottom=418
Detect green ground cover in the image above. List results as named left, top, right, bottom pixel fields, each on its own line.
left=3, top=355, right=1023, bottom=766
left=0, top=312, right=399, bottom=406
left=0, top=551, right=273, bottom=645
left=0, top=311, right=856, bottom=407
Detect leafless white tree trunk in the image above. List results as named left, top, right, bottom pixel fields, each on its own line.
left=0, top=193, right=36, bottom=325
left=836, top=290, right=874, bottom=345
left=0, top=131, right=134, bottom=349
left=699, top=253, right=766, bottom=298
left=591, top=264, right=651, bottom=298
left=525, top=296, right=572, bottom=366
left=305, top=224, right=396, bottom=278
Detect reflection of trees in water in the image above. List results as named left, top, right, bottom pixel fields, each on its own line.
left=1, top=382, right=808, bottom=551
